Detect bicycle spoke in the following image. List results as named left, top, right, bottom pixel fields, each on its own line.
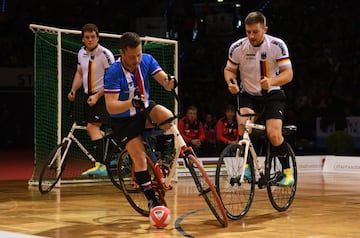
left=38, top=142, right=68, bottom=194
left=266, top=143, right=297, bottom=211
left=186, top=155, right=228, bottom=227
left=215, top=144, right=255, bottom=220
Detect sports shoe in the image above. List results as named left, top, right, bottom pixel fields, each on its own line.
left=81, top=162, right=108, bottom=177
left=243, top=164, right=252, bottom=182
left=109, top=158, right=118, bottom=167
left=279, top=168, right=294, bottom=186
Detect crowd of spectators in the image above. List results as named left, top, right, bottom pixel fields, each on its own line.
left=0, top=0, right=359, bottom=153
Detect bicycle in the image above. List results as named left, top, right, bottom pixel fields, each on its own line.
left=38, top=108, right=122, bottom=194
left=110, top=91, right=228, bottom=227
left=215, top=112, right=297, bottom=220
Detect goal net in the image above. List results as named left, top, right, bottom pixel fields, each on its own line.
left=28, top=24, right=178, bottom=186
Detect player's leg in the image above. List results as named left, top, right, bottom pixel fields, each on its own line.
left=265, top=92, right=294, bottom=186
left=265, top=141, right=297, bottom=211
left=126, top=136, right=161, bottom=209
left=112, top=112, right=163, bottom=209
left=267, top=119, right=294, bottom=186
left=82, top=96, right=108, bottom=176
left=145, top=102, right=175, bottom=130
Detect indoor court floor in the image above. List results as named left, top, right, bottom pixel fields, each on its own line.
left=0, top=172, right=359, bottom=238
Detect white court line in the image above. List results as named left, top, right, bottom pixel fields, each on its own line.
left=0, top=231, right=47, bottom=238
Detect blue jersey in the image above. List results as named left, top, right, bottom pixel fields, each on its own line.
left=104, top=53, right=162, bottom=118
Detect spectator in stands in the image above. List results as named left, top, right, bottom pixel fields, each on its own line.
left=178, top=105, right=206, bottom=156
left=202, top=112, right=217, bottom=156
left=216, top=104, right=239, bottom=154
left=67, top=23, right=115, bottom=177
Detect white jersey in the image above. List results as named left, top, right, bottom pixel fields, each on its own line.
left=77, top=44, right=115, bottom=94
left=227, top=34, right=292, bottom=96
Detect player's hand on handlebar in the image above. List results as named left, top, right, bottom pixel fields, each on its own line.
left=260, top=76, right=271, bottom=91
left=164, top=74, right=177, bottom=91
left=132, top=89, right=145, bottom=108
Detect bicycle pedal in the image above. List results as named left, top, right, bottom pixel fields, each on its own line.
left=229, top=176, right=241, bottom=186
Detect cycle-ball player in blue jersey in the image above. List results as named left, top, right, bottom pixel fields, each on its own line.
left=68, top=23, right=115, bottom=177
left=223, top=11, right=294, bottom=186
left=104, top=32, right=176, bottom=209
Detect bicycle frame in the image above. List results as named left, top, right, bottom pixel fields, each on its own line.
left=238, top=116, right=266, bottom=182
left=38, top=121, right=98, bottom=193
left=48, top=122, right=95, bottom=181
left=66, top=122, right=96, bottom=162
left=139, top=122, right=188, bottom=189
left=163, top=123, right=187, bottom=187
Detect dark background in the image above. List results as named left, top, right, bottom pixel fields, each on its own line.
left=0, top=0, right=359, bottom=154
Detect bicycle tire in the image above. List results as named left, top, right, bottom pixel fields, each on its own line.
left=38, top=141, right=69, bottom=194
left=185, top=154, right=228, bottom=227
left=265, top=142, right=297, bottom=211
left=117, top=149, right=167, bottom=217
left=105, top=147, right=123, bottom=191
left=215, top=144, right=256, bottom=220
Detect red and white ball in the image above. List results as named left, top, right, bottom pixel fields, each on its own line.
left=149, top=205, right=171, bottom=228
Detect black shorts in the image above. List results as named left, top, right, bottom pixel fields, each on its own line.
left=239, top=90, right=286, bottom=120
left=111, top=100, right=157, bottom=147
left=84, top=95, right=109, bottom=124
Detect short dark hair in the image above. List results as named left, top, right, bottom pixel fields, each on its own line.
left=245, top=11, right=266, bottom=26
left=81, top=23, right=99, bottom=38
left=119, top=32, right=141, bottom=51
left=225, top=104, right=236, bottom=113
left=187, top=105, right=198, bottom=112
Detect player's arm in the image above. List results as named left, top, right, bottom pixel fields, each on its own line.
left=271, top=66, right=293, bottom=86
left=224, top=61, right=239, bottom=95
left=104, top=92, right=133, bottom=114
left=153, top=70, right=175, bottom=91
left=260, top=66, right=293, bottom=90
left=68, top=68, right=83, bottom=101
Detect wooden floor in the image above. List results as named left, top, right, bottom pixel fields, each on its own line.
left=0, top=172, right=360, bottom=238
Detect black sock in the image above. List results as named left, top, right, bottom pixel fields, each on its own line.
left=135, top=170, right=156, bottom=201
left=92, top=138, right=105, bottom=163
left=273, top=141, right=289, bottom=169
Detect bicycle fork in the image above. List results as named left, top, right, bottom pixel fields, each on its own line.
left=238, top=138, right=266, bottom=188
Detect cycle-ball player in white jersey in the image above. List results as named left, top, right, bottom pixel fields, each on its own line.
left=224, top=11, right=294, bottom=186
left=68, top=23, right=115, bottom=176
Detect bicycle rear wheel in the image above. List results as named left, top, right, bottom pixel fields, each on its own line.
left=38, top=141, right=69, bottom=194
left=215, top=144, right=256, bottom=220
left=265, top=142, right=297, bottom=211
left=185, top=154, right=228, bottom=227
left=117, top=150, right=166, bottom=217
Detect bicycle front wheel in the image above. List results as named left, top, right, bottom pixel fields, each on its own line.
left=185, top=154, right=228, bottom=227
left=117, top=150, right=166, bottom=217
left=215, top=144, right=256, bottom=220
left=265, top=142, right=297, bottom=211
left=38, top=141, right=69, bottom=194
left=105, top=147, right=123, bottom=191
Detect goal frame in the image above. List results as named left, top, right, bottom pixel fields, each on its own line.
left=28, top=24, right=179, bottom=187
